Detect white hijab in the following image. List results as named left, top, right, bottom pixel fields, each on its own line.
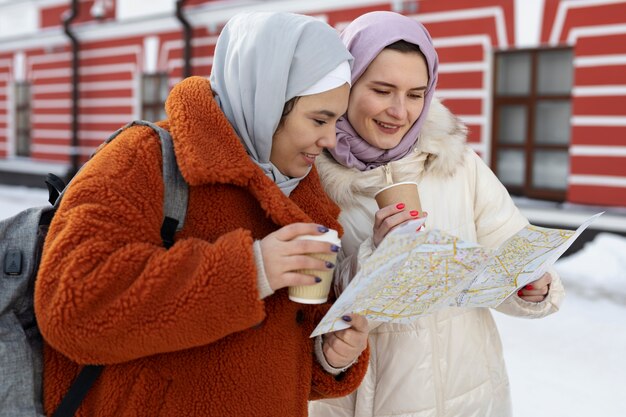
left=210, top=12, right=353, bottom=195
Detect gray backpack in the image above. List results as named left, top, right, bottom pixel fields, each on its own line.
left=0, top=121, right=188, bottom=417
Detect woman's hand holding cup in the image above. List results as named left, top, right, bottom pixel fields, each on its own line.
left=373, top=182, right=427, bottom=247
left=260, top=223, right=339, bottom=296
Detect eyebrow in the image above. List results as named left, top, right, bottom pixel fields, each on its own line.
left=311, top=110, right=339, bottom=118
left=371, top=81, right=427, bottom=91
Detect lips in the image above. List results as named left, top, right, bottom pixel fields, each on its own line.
left=374, top=119, right=402, bottom=133
left=301, top=152, right=319, bottom=165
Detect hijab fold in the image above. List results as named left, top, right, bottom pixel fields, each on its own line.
left=210, top=12, right=352, bottom=195
left=328, top=11, right=439, bottom=171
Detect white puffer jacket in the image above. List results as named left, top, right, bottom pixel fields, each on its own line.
left=309, top=99, right=565, bottom=417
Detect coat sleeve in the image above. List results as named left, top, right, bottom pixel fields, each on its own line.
left=305, top=305, right=370, bottom=401
left=34, top=128, right=266, bottom=365
left=469, top=150, right=565, bottom=318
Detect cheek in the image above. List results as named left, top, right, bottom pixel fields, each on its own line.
left=348, top=95, right=377, bottom=126
left=409, top=102, right=426, bottom=124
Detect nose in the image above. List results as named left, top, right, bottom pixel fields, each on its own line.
left=387, top=95, right=406, bottom=119
left=318, top=126, right=338, bottom=149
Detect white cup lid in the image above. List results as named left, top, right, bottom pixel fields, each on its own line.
left=374, top=181, right=419, bottom=197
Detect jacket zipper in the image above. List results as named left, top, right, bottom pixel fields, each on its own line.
left=383, top=164, right=393, bottom=185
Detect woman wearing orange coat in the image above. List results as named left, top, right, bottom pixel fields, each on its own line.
left=35, top=12, right=369, bottom=417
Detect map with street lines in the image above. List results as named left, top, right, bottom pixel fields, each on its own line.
left=311, top=212, right=602, bottom=337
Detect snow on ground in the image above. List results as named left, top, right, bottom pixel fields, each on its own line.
left=2, top=184, right=625, bottom=416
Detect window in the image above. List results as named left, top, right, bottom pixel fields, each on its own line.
left=14, top=82, right=31, bottom=157
left=491, top=48, right=573, bottom=201
left=142, top=73, right=168, bottom=121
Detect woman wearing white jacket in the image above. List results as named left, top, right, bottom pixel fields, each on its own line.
left=309, top=11, right=564, bottom=417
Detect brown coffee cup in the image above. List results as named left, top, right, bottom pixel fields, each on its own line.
left=289, top=229, right=340, bottom=304
left=374, top=181, right=421, bottom=213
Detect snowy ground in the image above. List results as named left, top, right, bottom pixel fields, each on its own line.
left=2, top=184, right=625, bottom=416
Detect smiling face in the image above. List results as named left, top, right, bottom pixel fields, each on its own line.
left=270, top=83, right=350, bottom=178
left=347, top=48, right=429, bottom=150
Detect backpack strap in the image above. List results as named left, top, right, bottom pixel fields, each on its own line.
left=45, top=173, right=66, bottom=206
left=51, top=121, right=188, bottom=417
left=51, top=365, right=103, bottom=417
left=112, top=120, right=189, bottom=247
left=55, top=120, right=188, bottom=245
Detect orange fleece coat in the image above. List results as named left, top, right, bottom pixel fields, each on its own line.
left=34, top=76, right=369, bottom=417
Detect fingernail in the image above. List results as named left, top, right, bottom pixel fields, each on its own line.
left=410, top=210, right=419, bottom=217
left=330, top=244, right=340, bottom=253
left=315, top=277, right=322, bottom=283
left=318, top=226, right=329, bottom=233
left=325, top=261, right=335, bottom=269
left=517, top=290, right=523, bottom=297
left=342, top=315, right=352, bottom=322
left=396, top=203, right=405, bottom=210
left=526, top=284, right=534, bottom=290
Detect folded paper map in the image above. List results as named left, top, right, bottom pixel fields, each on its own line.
left=311, top=212, right=603, bottom=337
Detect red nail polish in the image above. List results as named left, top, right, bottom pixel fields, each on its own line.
left=517, top=290, right=523, bottom=297
left=396, top=203, right=405, bottom=210
left=410, top=210, right=419, bottom=217
left=526, top=284, right=534, bottom=290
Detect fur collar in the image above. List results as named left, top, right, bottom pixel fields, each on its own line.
left=317, top=98, right=467, bottom=205
left=164, top=76, right=257, bottom=187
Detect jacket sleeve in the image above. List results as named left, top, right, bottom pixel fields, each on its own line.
left=34, top=128, right=266, bottom=365
left=496, top=267, right=565, bottom=318
left=306, top=305, right=370, bottom=401
left=469, top=150, right=565, bottom=318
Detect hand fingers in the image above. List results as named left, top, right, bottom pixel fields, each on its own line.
left=374, top=204, right=421, bottom=229
left=281, top=272, right=325, bottom=287
left=518, top=284, right=550, bottom=296
left=519, top=294, right=547, bottom=303
left=282, top=238, right=338, bottom=256
left=327, top=315, right=368, bottom=347
left=517, top=278, right=551, bottom=302
left=281, top=254, right=335, bottom=274
left=342, top=314, right=368, bottom=334
left=322, top=339, right=351, bottom=367
left=522, top=272, right=552, bottom=293
left=272, top=223, right=331, bottom=241
left=531, top=272, right=553, bottom=287
left=374, top=203, right=403, bottom=229
left=373, top=209, right=420, bottom=247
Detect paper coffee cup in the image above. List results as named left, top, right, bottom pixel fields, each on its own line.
left=289, top=229, right=341, bottom=304
left=374, top=181, right=421, bottom=213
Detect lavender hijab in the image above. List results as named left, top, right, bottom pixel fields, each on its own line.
left=328, top=11, right=439, bottom=171
left=209, top=12, right=352, bottom=195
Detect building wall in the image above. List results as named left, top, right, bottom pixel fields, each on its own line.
left=541, top=0, right=626, bottom=206
left=0, top=0, right=625, bottom=206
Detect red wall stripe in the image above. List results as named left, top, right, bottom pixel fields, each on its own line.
left=575, top=65, right=626, bottom=86
left=573, top=96, right=626, bottom=116
left=440, top=98, right=483, bottom=115
left=550, top=2, right=626, bottom=44
left=576, top=33, right=626, bottom=56
left=568, top=184, right=626, bottom=206
left=571, top=155, right=626, bottom=176
left=438, top=72, right=484, bottom=89
left=572, top=126, right=626, bottom=146
left=436, top=45, right=485, bottom=63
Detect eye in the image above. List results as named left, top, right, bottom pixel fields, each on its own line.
left=313, top=119, right=327, bottom=126
left=373, top=89, right=390, bottom=96
left=408, top=93, right=424, bottom=100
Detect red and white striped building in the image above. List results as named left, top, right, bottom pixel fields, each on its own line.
left=1, top=0, right=625, bottom=209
